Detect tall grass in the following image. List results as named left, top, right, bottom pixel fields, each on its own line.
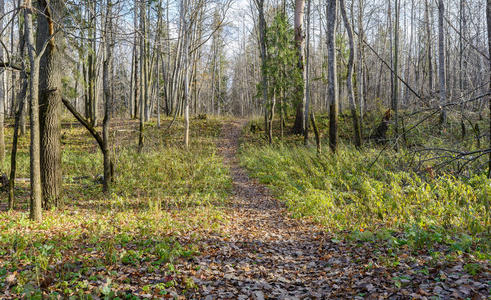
left=240, top=142, right=491, bottom=253
left=0, top=117, right=232, bottom=298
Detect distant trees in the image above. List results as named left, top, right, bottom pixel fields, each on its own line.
left=0, top=0, right=490, bottom=216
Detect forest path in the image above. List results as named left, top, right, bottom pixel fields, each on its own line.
left=187, top=120, right=332, bottom=299
left=180, top=120, right=490, bottom=299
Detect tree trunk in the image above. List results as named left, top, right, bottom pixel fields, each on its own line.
left=256, top=0, right=268, bottom=137
left=327, top=0, right=338, bottom=153
left=340, top=0, right=361, bottom=149
left=304, top=0, right=311, bottom=145
left=9, top=10, right=28, bottom=209
left=392, top=0, right=399, bottom=136
left=37, top=0, right=64, bottom=209
left=182, top=0, right=190, bottom=148
left=269, top=90, right=275, bottom=144
left=87, top=0, right=98, bottom=126
left=425, top=0, right=433, bottom=94
left=357, top=0, right=364, bottom=138
left=25, top=1, right=42, bottom=221
left=0, top=0, right=5, bottom=168
left=487, top=0, right=491, bottom=178
left=142, top=1, right=150, bottom=123
left=292, top=0, right=306, bottom=135
left=138, top=0, right=145, bottom=152
left=438, top=0, right=446, bottom=125
left=102, top=0, right=113, bottom=193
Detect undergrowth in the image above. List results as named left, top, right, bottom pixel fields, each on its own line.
left=0, top=117, right=231, bottom=298
left=240, top=113, right=491, bottom=257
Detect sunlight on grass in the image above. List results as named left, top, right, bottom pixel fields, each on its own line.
left=0, top=117, right=231, bottom=298
left=240, top=130, right=491, bottom=255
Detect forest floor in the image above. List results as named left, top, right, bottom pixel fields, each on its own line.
left=177, top=120, right=491, bottom=299
left=1, top=118, right=491, bottom=299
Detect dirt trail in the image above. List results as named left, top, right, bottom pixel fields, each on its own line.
left=183, top=120, right=491, bottom=299
left=186, top=120, right=332, bottom=299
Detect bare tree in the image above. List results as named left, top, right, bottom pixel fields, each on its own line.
left=182, top=0, right=190, bottom=148
left=438, top=0, right=446, bottom=125
left=37, top=0, right=65, bottom=208
left=340, top=0, right=361, bottom=148
left=425, top=0, right=433, bottom=95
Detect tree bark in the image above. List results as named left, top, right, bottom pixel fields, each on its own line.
left=438, top=0, right=446, bottom=125
left=357, top=0, right=364, bottom=138
left=9, top=9, right=28, bottom=209
left=182, top=0, right=190, bottom=148
left=256, top=0, right=268, bottom=137
left=37, top=0, right=65, bottom=209
left=292, top=0, right=306, bottom=135
left=327, top=0, right=338, bottom=153
left=425, top=0, right=433, bottom=94
left=87, top=0, right=98, bottom=125
left=25, top=1, right=43, bottom=221
left=392, top=0, right=399, bottom=136
left=340, top=0, right=361, bottom=149
left=304, top=0, right=311, bottom=145
left=0, top=0, right=5, bottom=168
left=138, top=0, right=145, bottom=152
left=487, top=0, right=491, bottom=178
left=102, top=0, right=113, bottom=193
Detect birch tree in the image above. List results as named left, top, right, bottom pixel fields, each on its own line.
left=182, top=0, right=190, bottom=148
left=438, top=0, right=446, bottom=125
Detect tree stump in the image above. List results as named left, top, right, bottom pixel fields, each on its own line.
left=369, top=109, right=391, bottom=144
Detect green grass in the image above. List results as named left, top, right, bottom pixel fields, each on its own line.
left=0, top=116, right=232, bottom=298
left=240, top=112, right=491, bottom=256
